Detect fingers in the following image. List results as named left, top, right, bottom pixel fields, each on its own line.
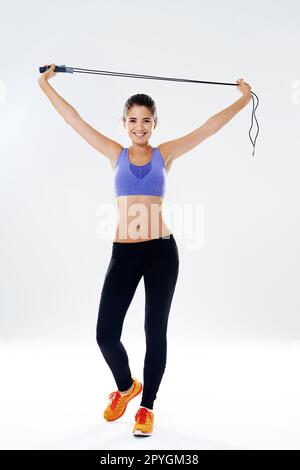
left=236, top=78, right=251, bottom=88
left=42, top=63, right=56, bottom=78
left=49, top=63, right=56, bottom=75
left=43, top=63, right=55, bottom=71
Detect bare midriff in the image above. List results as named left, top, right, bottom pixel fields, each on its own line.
left=113, top=194, right=172, bottom=243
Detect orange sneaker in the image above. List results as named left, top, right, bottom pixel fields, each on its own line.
left=132, top=407, right=154, bottom=436
left=103, top=377, right=143, bottom=422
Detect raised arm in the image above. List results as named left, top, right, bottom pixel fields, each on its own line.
left=37, top=63, right=122, bottom=167
left=206, top=78, right=252, bottom=133
left=158, top=78, right=252, bottom=165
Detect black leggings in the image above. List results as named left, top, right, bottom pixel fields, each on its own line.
left=96, top=233, right=179, bottom=410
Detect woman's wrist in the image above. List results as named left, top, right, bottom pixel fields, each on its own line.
left=240, top=93, right=252, bottom=105
left=38, top=78, right=51, bottom=91
left=38, top=77, right=48, bottom=86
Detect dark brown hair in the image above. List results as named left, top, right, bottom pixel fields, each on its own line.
left=122, top=93, right=157, bottom=123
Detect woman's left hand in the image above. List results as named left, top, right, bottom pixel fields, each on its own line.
left=236, top=78, right=252, bottom=101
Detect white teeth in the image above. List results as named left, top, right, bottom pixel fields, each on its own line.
left=134, top=133, right=146, bottom=136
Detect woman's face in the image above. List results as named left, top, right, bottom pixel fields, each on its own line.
left=123, top=105, right=156, bottom=143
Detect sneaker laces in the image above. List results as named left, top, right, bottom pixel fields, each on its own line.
left=135, top=407, right=153, bottom=424
left=108, top=379, right=137, bottom=410
left=108, top=388, right=133, bottom=410
left=108, top=390, right=123, bottom=410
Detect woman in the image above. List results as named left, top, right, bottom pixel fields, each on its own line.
left=38, top=64, right=252, bottom=436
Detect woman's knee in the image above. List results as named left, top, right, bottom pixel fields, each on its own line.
left=96, top=323, right=120, bottom=350
left=145, top=329, right=167, bottom=348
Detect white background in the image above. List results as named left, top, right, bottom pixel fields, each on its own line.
left=0, top=0, right=299, bottom=450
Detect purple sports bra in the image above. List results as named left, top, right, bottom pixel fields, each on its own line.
left=114, top=147, right=167, bottom=198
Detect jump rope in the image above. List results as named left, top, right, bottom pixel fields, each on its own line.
left=39, top=64, right=260, bottom=157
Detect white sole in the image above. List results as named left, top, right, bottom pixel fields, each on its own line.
left=133, top=429, right=152, bottom=436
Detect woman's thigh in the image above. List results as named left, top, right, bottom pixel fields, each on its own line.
left=143, top=239, right=179, bottom=335
left=97, top=255, right=143, bottom=342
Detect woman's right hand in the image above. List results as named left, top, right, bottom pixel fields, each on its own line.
left=236, top=78, right=252, bottom=102
left=38, top=63, right=57, bottom=83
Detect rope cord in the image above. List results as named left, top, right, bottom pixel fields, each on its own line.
left=39, top=64, right=259, bottom=156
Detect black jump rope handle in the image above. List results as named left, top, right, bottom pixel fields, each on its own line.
left=39, top=64, right=73, bottom=73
